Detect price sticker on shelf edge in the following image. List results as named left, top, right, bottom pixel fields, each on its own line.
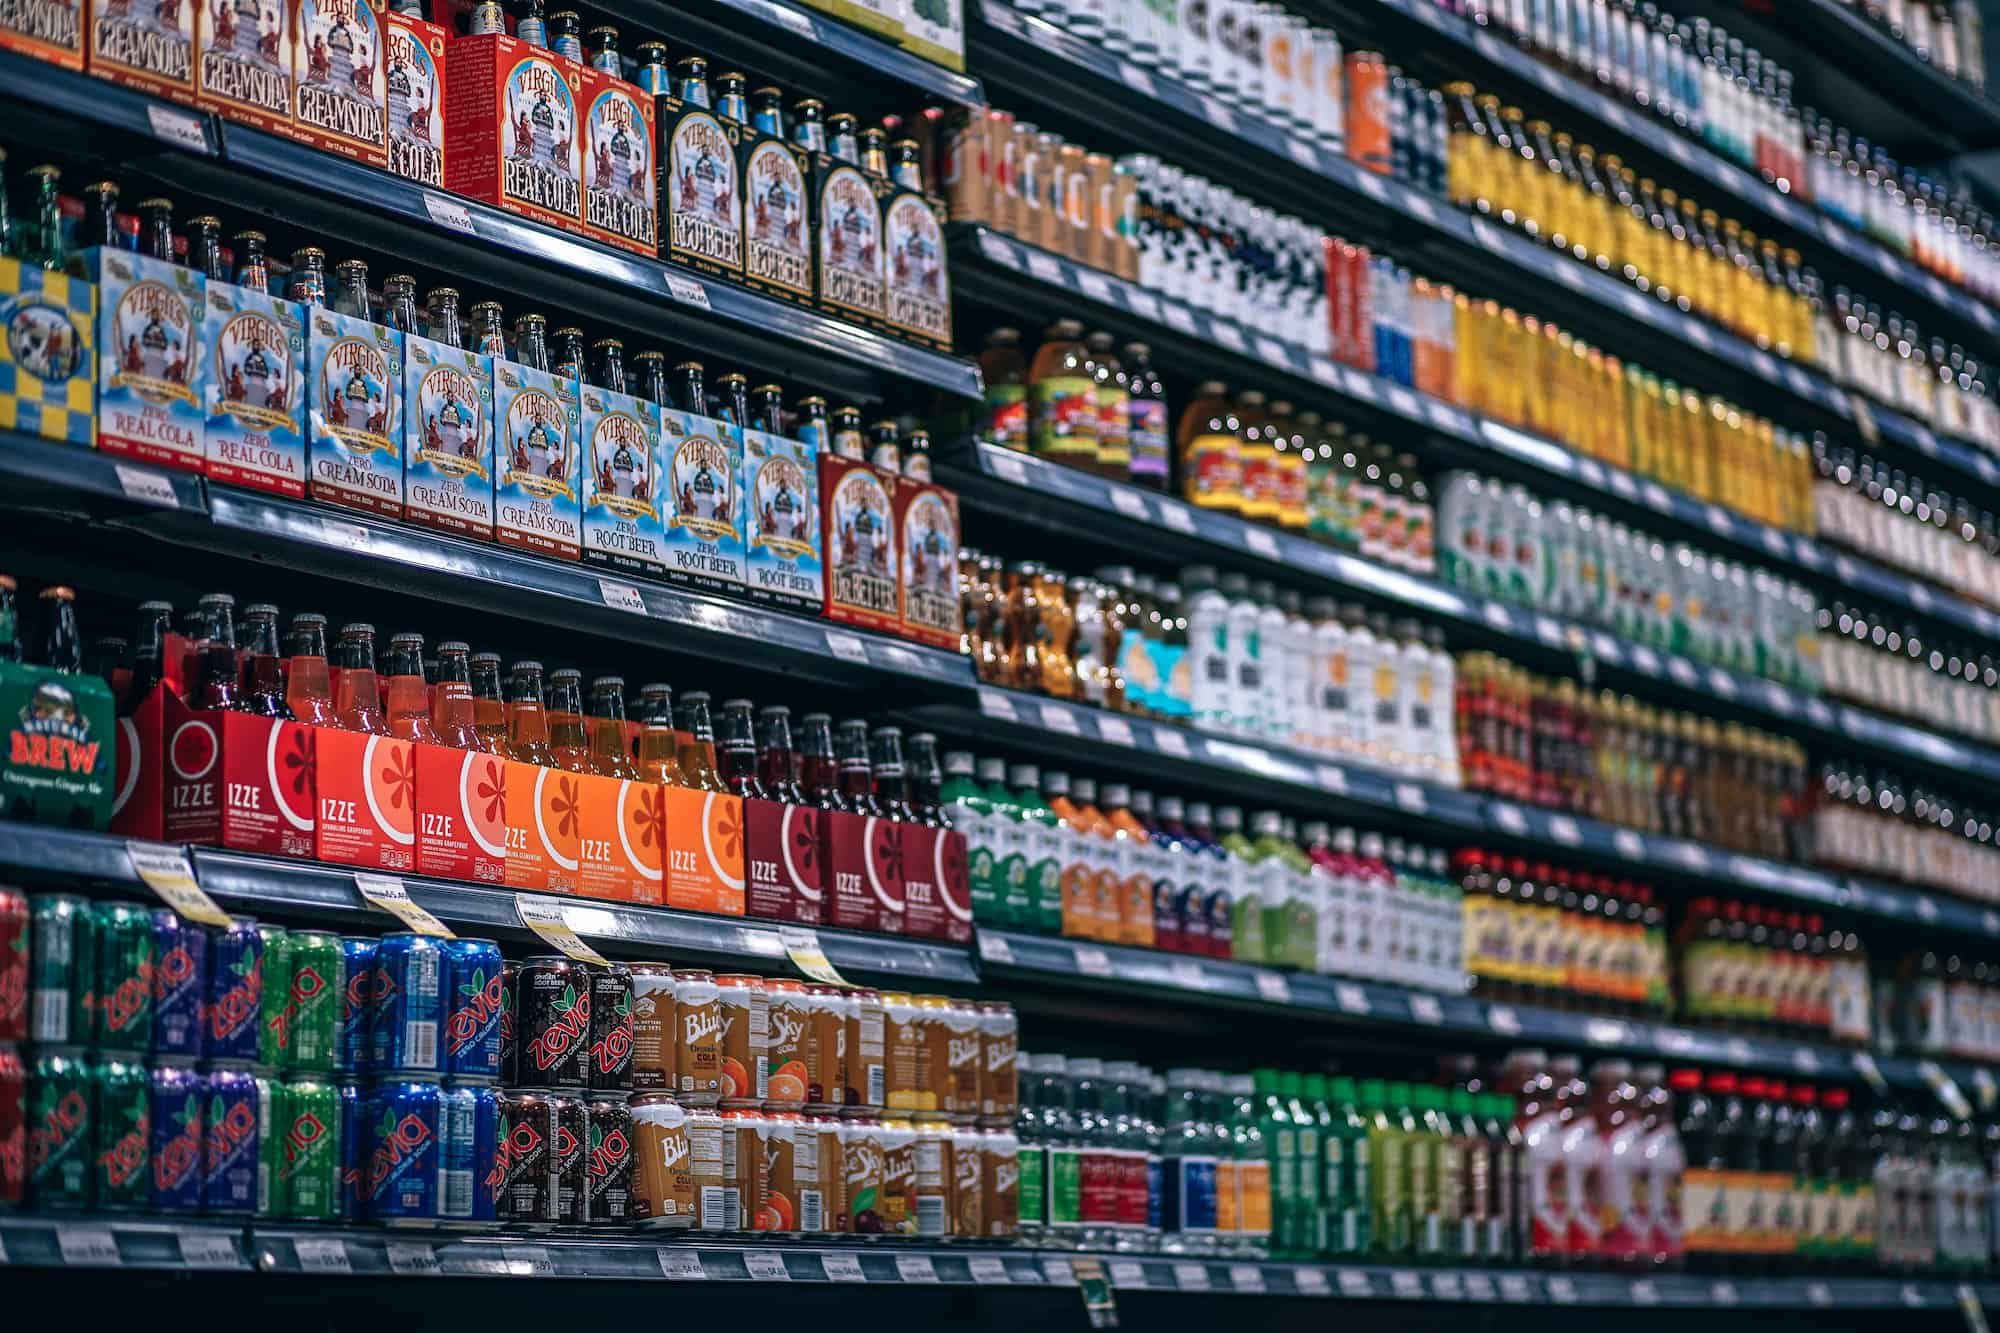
left=1153, top=728, right=1191, bottom=757
left=1547, top=1276, right=1578, bottom=1304
left=1548, top=816, right=1581, bottom=847
left=1390, top=1270, right=1423, bottom=1298
left=1209, top=322, right=1247, bottom=354
left=1200, top=98, right=1238, bottom=132
left=970, top=1256, right=1012, bottom=1284
left=354, top=873, right=457, bottom=938
left=114, top=463, right=182, bottom=509
left=743, top=1251, right=790, bottom=1281
left=977, top=931, right=1014, bottom=965
left=1612, top=829, right=1645, bottom=859
left=1631, top=1279, right=1660, bottom=1306
left=176, top=1229, right=240, bottom=1268
left=293, top=1236, right=351, bottom=1273
left=778, top=926, right=850, bottom=987
left=1025, top=251, right=1064, bottom=285
left=1244, top=527, right=1280, bottom=558
left=1075, top=946, right=1114, bottom=977
left=1230, top=1264, right=1266, bottom=1292
left=1118, top=63, right=1156, bottom=97
left=1407, top=994, right=1443, bottom=1024
left=659, top=1249, right=707, bottom=1281
left=1098, top=716, right=1136, bottom=748
left=1125, top=290, right=1163, bottom=323
left=385, top=1241, right=442, bottom=1276
left=1335, top=982, right=1370, bottom=1015
left=147, top=102, right=210, bottom=153
left=1109, top=1260, right=1148, bottom=1288
left=1919, top=1060, right=1975, bottom=1119
left=599, top=578, right=647, bottom=615
left=1255, top=971, right=1291, bottom=1004
left=1286, top=136, right=1319, bottom=168
left=55, top=1225, right=120, bottom=1267
left=1971, top=1068, right=1999, bottom=1112
left=1161, top=303, right=1198, bottom=334
left=1315, top=764, right=1347, bottom=795
left=1296, top=1267, right=1331, bottom=1295
left=1257, top=336, right=1294, bottom=366
left=502, top=1245, right=555, bottom=1277
left=1157, top=503, right=1197, bottom=534
left=513, top=894, right=610, bottom=966
left=1961, top=1283, right=1994, bottom=1333
left=1338, top=1269, right=1372, bottom=1297
left=1393, top=783, right=1427, bottom=814
left=1487, top=1004, right=1521, bottom=1035
left=1074, top=270, right=1116, bottom=305
left=1040, top=702, right=1082, bottom=735
left=824, top=630, right=869, bottom=664
left=1107, top=487, right=1150, bottom=522
left=894, top=1254, right=938, bottom=1284
left=421, top=190, right=476, bottom=236
left=1173, top=1261, right=1211, bottom=1290
left=664, top=271, right=712, bottom=311
left=125, top=841, right=231, bottom=927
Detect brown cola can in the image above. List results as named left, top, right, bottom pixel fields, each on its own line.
left=883, top=991, right=925, bottom=1113
left=496, top=1089, right=559, bottom=1227
left=941, top=997, right=980, bottom=1122
left=977, top=1001, right=1018, bottom=1122
left=550, top=1093, right=589, bottom=1225
left=628, top=963, right=676, bottom=1092
left=808, top=1112, right=844, bottom=1234
left=951, top=1124, right=985, bottom=1239
left=685, top=1103, right=729, bottom=1231
left=715, top=973, right=768, bottom=1108
left=720, top=1106, right=768, bottom=1232
left=588, top=964, right=634, bottom=1094
left=760, top=1109, right=820, bottom=1234
left=763, top=978, right=810, bottom=1111
left=842, top=988, right=885, bottom=1115
left=802, top=984, right=844, bottom=1112
left=585, top=1093, right=633, bottom=1222
left=912, top=1113, right=952, bottom=1239
left=878, top=1115, right=917, bottom=1237
left=673, top=968, right=722, bottom=1105
left=842, top=1115, right=885, bottom=1235
left=631, top=1093, right=695, bottom=1228
left=982, top=1125, right=1019, bottom=1238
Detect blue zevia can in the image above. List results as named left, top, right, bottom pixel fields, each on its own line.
left=337, top=1079, right=365, bottom=1220
left=149, top=908, right=207, bottom=1060
left=439, top=1079, right=500, bottom=1228
left=147, top=1059, right=205, bottom=1212
left=204, top=917, right=266, bottom=1064
left=200, top=1064, right=260, bottom=1214
left=363, top=1075, right=444, bottom=1225
left=370, top=933, right=444, bottom=1074
left=338, top=936, right=378, bottom=1075
left=442, top=938, right=506, bottom=1080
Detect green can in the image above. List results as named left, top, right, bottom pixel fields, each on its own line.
left=90, top=901, right=155, bottom=1053
left=92, top=1055, right=150, bottom=1209
left=255, top=1072, right=287, bottom=1219
left=279, top=1075, right=342, bottom=1221
left=29, top=893, right=93, bottom=1046
left=284, top=931, right=344, bottom=1073
left=256, top=922, right=292, bottom=1069
left=26, top=1047, right=94, bottom=1208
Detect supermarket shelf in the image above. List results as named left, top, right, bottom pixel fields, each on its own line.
left=948, top=226, right=2000, bottom=647
left=0, top=433, right=207, bottom=521
left=0, top=52, right=981, bottom=408
left=0, top=1214, right=1988, bottom=1308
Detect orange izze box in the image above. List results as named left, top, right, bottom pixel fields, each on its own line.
left=743, top=797, right=823, bottom=925
left=412, top=741, right=507, bottom=884
left=312, top=726, right=415, bottom=871
left=445, top=33, right=584, bottom=232
left=572, top=770, right=663, bottom=904
left=504, top=759, right=578, bottom=893
left=663, top=785, right=744, bottom=916
left=151, top=690, right=316, bottom=857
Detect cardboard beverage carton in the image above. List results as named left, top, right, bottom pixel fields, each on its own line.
left=503, top=758, right=577, bottom=893
left=90, top=0, right=197, bottom=101
left=492, top=357, right=580, bottom=558
left=741, top=428, right=820, bottom=613
left=149, top=688, right=316, bottom=855
left=290, top=0, right=388, bottom=166
left=820, top=806, right=900, bottom=933
left=740, top=123, right=812, bottom=305
left=445, top=33, right=584, bottom=231
left=663, top=784, right=744, bottom=916
left=819, top=454, right=898, bottom=634
left=82, top=248, right=205, bottom=470
left=0, top=652, right=115, bottom=830
left=195, top=0, right=293, bottom=132
left=658, top=406, right=745, bottom=594
left=0, top=0, right=83, bottom=69
left=402, top=331, right=493, bottom=538
left=0, top=257, right=93, bottom=447
left=306, top=301, right=403, bottom=516
left=899, top=822, right=971, bottom=941
left=661, top=84, right=743, bottom=281
left=311, top=724, right=413, bottom=870
left=203, top=279, right=307, bottom=496
left=813, top=157, right=886, bottom=328
left=883, top=189, right=950, bottom=351
left=580, top=380, right=664, bottom=576
left=580, top=64, right=656, bottom=257
left=108, top=624, right=190, bottom=841
left=572, top=770, right=662, bottom=904
left=384, top=8, right=446, bottom=186
left=743, top=795, right=822, bottom=924
left=412, top=739, right=506, bottom=884
left=893, top=478, right=961, bottom=650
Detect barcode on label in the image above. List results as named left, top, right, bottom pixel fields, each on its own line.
left=800, top=1191, right=823, bottom=1233
left=868, top=1066, right=885, bottom=1106
left=441, top=1167, right=471, bottom=1218
left=404, top=1021, right=437, bottom=1071
left=915, top=1195, right=946, bottom=1238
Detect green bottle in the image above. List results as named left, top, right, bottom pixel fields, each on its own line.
left=1412, top=1086, right=1451, bottom=1261
left=25, top=164, right=62, bottom=272
left=1368, top=1079, right=1410, bottom=1257
left=981, top=759, right=1030, bottom=927
left=1249, top=813, right=1319, bottom=971
left=1297, top=1073, right=1334, bottom=1257
left=1446, top=1088, right=1480, bottom=1261
left=943, top=752, right=999, bottom=924
left=1329, top=1076, right=1372, bottom=1256
left=1254, top=1069, right=1296, bottom=1256
left=1216, top=806, right=1266, bottom=964
left=1280, top=1071, right=1322, bottom=1259
left=1008, top=763, right=1064, bottom=935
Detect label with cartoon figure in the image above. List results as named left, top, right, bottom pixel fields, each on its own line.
left=582, top=72, right=655, bottom=255
left=385, top=10, right=445, bottom=185
left=581, top=383, right=664, bottom=575
left=667, top=109, right=742, bottom=276
left=90, top=0, right=196, bottom=97
left=659, top=407, right=744, bottom=590
left=742, top=428, right=821, bottom=610
left=816, top=164, right=884, bottom=323
left=403, top=333, right=493, bottom=537
left=307, top=305, right=403, bottom=516
left=196, top=0, right=291, bottom=131
left=884, top=192, right=950, bottom=348
left=493, top=358, right=580, bottom=558
left=896, top=482, right=960, bottom=648
left=204, top=281, right=305, bottom=496
left=742, top=138, right=810, bottom=302
left=821, top=456, right=897, bottom=633
left=91, top=249, right=205, bottom=469
left=292, top=0, right=387, bottom=162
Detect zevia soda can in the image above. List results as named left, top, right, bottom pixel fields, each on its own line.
left=494, top=1088, right=558, bottom=1228
left=550, top=1092, right=588, bottom=1225
left=498, top=959, right=519, bottom=1085
left=148, top=1060, right=204, bottom=1211
left=517, top=955, right=590, bottom=1089
left=338, top=936, right=377, bottom=1075
left=442, top=938, right=506, bottom=1080
left=27, top=1046, right=93, bottom=1208
left=439, top=1080, right=499, bottom=1228
left=585, top=1093, right=632, bottom=1222
left=280, top=1076, right=343, bottom=1221
left=363, top=1075, right=444, bottom=1225
left=93, top=1054, right=150, bottom=1209
left=0, top=1043, right=24, bottom=1208
left=372, top=933, right=445, bottom=1075
left=587, top=963, right=633, bottom=1093
left=204, top=917, right=266, bottom=1065
left=285, top=930, right=346, bottom=1074
left=255, top=1073, right=287, bottom=1218
left=337, top=1079, right=364, bottom=1220
left=201, top=1064, right=260, bottom=1214
left=0, top=885, right=26, bottom=1045
left=30, top=893, right=93, bottom=1046
left=149, top=908, right=207, bottom=1061
left=256, top=922, right=291, bottom=1068
left=90, top=901, right=154, bottom=1053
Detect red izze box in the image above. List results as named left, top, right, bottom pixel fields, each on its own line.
left=155, top=691, right=317, bottom=858
left=743, top=796, right=823, bottom=924
left=412, top=740, right=507, bottom=884
left=899, top=822, right=970, bottom=942
left=821, top=808, right=903, bottom=934
left=312, top=726, right=415, bottom=871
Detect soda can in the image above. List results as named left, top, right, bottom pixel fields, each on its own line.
left=255, top=1072, right=288, bottom=1218
left=91, top=1054, right=149, bottom=1209
left=147, top=1059, right=204, bottom=1211
left=90, top=901, right=155, bottom=1053
left=495, top=1088, right=558, bottom=1227
left=285, top=931, right=345, bottom=1073
left=0, top=886, right=27, bottom=1044
left=149, top=909, right=207, bottom=1060
left=631, top=1093, right=693, bottom=1228
left=204, top=917, right=265, bottom=1064
left=201, top=1064, right=260, bottom=1214
left=336, top=1079, right=364, bottom=1220
left=371, top=933, right=445, bottom=1074
left=498, top=959, right=518, bottom=1085
left=26, top=1046, right=92, bottom=1208
left=362, top=1074, right=444, bottom=1226
left=442, top=938, right=505, bottom=1080
left=337, top=936, right=377, bottom=1075
left=29, top=893, right=93, bottom=1046
left=516, top=955, right=590, bottom=1089
left=629, top=962, right=676, bottom=1092
left=549, top=1092, right=588, bottom=1225
left=587, top=963, right=633, bottom=1094
left=255, top=921, right=291, bottom=1068
left=585, top=1093, right=632, bottom=1223
left=280, top=1076, right=342, bottom=1221
left=0, top=1042, right=25, bottom=1208
left=439, top=1079, right=499, bottom=1228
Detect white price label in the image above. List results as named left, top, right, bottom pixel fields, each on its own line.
left=1607, top=470, right=1639, bottom=499
left=969, top=1257, right=1012, bottom=1284
left=1707, top=669, right=1739, bottom=698
left=1393, top=783, right=1427, bottom=814
left=1686, top=321, right=1714, bottom=350
left=1431, top=1273, right=1464, bottom=1300
left=503, top=1245, right=556, bottom=1277
left=1548, top=816, right=1582, bottom=846
left=1711, top=1281, right=1740, bottom=1306
left=294, top=1237, right=351, bottom=1273
left=1286, top=137, right=1319, bottom=167
left=1257, top=337, right=1294, bottom=365
left=1482, top=602, right=1515, bottom=631
left=1352, top=169, right=1390, bottom=201
left=1230, top=1264, right=1266, bottom=1292
left=1174, top=1261, right=1211, bottom=1290
left=1308, top=358, right=1340, bottom=386
left=1075, top=947, right=1114, bottom=977
left=385, top=1242, right=442, bottom=1276
left=1124, top=290, right=1163, bottom=323
left=1244, top=528, right=1280, bottom=558
left=148, top=103, right=210, bottom=152
left=1487, top=1005, right=1521, bottom=1035
left=1118, top=63, right=1156, bottom=97
left=1491, top=803, right=1528, bottom=835
left=1025, top=252, right=1064, bottom=285
left=664, top=272, right=712, bottom=310
left=1547, top=1276, right=1578, bottom=1304
left=1791, top=1048, right=1821, bottom=1075
left=987, top=450, right=1030, bottom=485
left=1406, top=194, right=1438, bottom=225
left=114, top=463, right=181, bottom=508
left=978, top=688, right=1018, bottom=722
left=1074, top=270, right=1116, bottom=305
left=1338, top=1269, right=1372, bottom=1297
left=777, top=926, right=849, bottom=987
left=597, top=577, right=646, bottom=614
left=1612, top=830, right=1646, bottom=859
left=658, top=1249, right=706, bottom=1281
left=1153, top=728, right=1191, bottom=757
left=1107, top=1259, right=1148, bottom=1287
left=1161, top=304, right=1198, bottom=334
left=1391, top=1270, right=1424, bottom=1298
left=421, top=191, right=476, bottom=235
left=1157, top=503, right=1197, bottom=534
left=1296, top=1268, right=1331, bottom=1295
left=1255, top=971, right=1292, bottom=1003
left=1042, top=1257, right=1076, bottom=1285
left=1807, top=1282, right=1833, bottom=1307
left=1498, top=1274, right=1532, bottom=1301
left=1200, top=98, right=1238, bottom=132
left=1666, top=658, right=1698, bottom=687
left=1039, top=703, right=1080, bottom=735
left=355, top=873, right=456, bottom=938
left=1335, top=983, right=1370, bottom=1015
left=1587, top=1019, right=1630, bottom=1046
left=976, top=931, right=1014, bottom=965
left=1631, top=1279, right=1660, bottom=1305
left=1314, top=765, right=1347, bottom=795
left=1170, top=959, right=1208, bottom=989
left=1407, top=995, right=1443, bottom=1024
left=1903, top=1285, right=1927, bottom=1309
left=1107, top=487, right=1150, bottom=520
left=513, top=894, right=610, bottom=966
left=821, top=1253, right=865, bottom=1282
left=1098, top=717, right=1136, bottom=747
left=176, top=1230, right=240, bottom=1268
left=1387, top=386, right=1423, bottom=418
left=1917, top=896, right=1941, bottom=922
left=744, top=1251, right=790, bottom=1280
left=824, top=630, right=869, bottom=663
left=1210, top=322, right=1247, bottom=354
left=1533, top=616, right=1564, bottom=647
left=126, top=841, right=231, bottom=927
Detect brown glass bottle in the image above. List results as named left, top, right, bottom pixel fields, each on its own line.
left=635, top=683, right=688, bottom=786
left=756, top=705, right=806, bottom=803
left=544, top=669, right=593, bottom=773
left=870, top=726, right=915, bottom=821
left=718, top=698, right=764, bottom=798
left=798, top=712, right=847, bottom=812
left=194, top=593, right=240, bottom=711
left=238, top=604, right=290, bottom=718
left=506, top=660, right=557, bottom=765
left=674, top=691, right=731, bottom=794
left=588, top=676, right=640, bottom=779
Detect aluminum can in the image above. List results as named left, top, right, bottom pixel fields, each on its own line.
left=284, top=930, right=345, bottom=1073
left=370, top=933, right=444, bottom=1074
left=147, top=1058, right=203, bottom=1211
left=255, top=921, right=290, bottom=1067
left=336, top=936, right=377, bottom=1074
left=516, top=955, right=590, bottom=1089
left=550, top=1091, right=588, bottom=1225
left=203, top=916, right=265, bottom=1064
left=495, top=1088, right=558, bottom=1228
left=92, top=1053, right=150, bottom=1208
left=587, top=963, right=633, bottom=1093
left=439, top=1078, right=499, bottom=1227
left=89, top=901, right=154, bottom=1052
left=148, top=908, right=206, bottom=1060
left=442, top=938, right=505, bottom=1080
left=585, top=1092, right=633, bottom=1222
left=29, top=893, right=93, bottom=1046
left=361, top=1074, right=444, bottom=1225
left=280, top=1075, right=343, bottom=1221
left=200, top=1063, right=260, bottom=1213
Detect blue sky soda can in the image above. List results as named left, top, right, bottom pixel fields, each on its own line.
left=337, top=936, right=377, bottom=1075
left=149, top=909, right=206, bottom=1061
left=148, top=1060, right=204, bottom=1211
left=439, top=1080, right=499, bottom=1228
left=204, top=917, right=265, bottom=1064
left=200, top=1064, right=260, bottom=1213
left=337, top=1079, right=364, bottom=1220
left=372, top=933, right=444, bottom=1074
left=443, top=938, right=505, bottom=1080
left=364, top=1075, right=444, bottom=1225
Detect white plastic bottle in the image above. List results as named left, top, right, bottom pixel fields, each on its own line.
left=1392, top=618, right=1433, bottom=779
left=1280, top=589, right=1314, bottom=751
left=1305, top=597, right=1348, bottom=753
left=1251, top=579, right=1289, bottom=746
left=1221, top=572, right=1263, bottom=740
left=1426, top=628, right=1461, bottom=788
left=1344, top=609, right=1381, bottom=767
left=1182, top=565, right=1231, bottom=732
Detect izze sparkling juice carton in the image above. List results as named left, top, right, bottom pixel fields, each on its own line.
left=894, top=479, right=962, bottom=650
left=820, top=454, right=898, bottom=634
left=413, top=740, right=505, bottom=884
left=580, top=63, right=655, bottom=257
left=0, top=256, right=94, bottom=447
left=580, top=380, right=664, bottom=576
left=744, top=794, right=823, bottom=925
left=445, top=34, right=583, bottom=231
left=290, top=0, right=388, bottom=166
left=385, top=6, right=446, bottom=186
left=161, top=694, right=317, bottom=857
left=313, top=725, right=414, bottom=870
left=402, top=330, right=493, bottom=539
left=203, top=279, right=307, bottom=497
left=493, top=356, right=580, bottom=559
left=195, top=0, right=293, bottom=134
left=84, top=247, right=206, bottom=471
left=503, top=760, right=577, bottom=893
left=659, top=407, right=745, bottom=593
left=90, top=0, right=197, bottom=102
left=306, top=301, right=404, bottom=517
left=572, top=769, right=660, bottom=904
left=0, top=0, right=83, bottom=69
left=741, top=428, right=820, bottom=613
left=664, top=785, right=744, bottom=916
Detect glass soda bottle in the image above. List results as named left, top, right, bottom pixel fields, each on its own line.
left=546, top=668, right=594, bottom=773
left=468, top=651, right=508, bottom=753
left=799, top=712, right=848, bottom=811
left=384, top=632, right=440, bottom=743
left=718, top=699, right=764, bottom=798
left=756, top=705, right=805, bottom=803
left=635, top=683, right=688, bottom=786
left=286, top=613, right=336, bottom=725
left=871, top=726, right=915, bottom=821
left=905, top=732, right=949, bottom=828
left=333, top=623, right=388, bottom=734
left=675, top=691, right=731, bottom=793
left=195, top=593, right=240, bottom=710
left=431, top=642, right=480, bottom=749
left=238, top=604, right=290, bottom=718
left=835, top=719, right=881, bottom=815
left=588, top=676, right=640, bottom=778
left=505, top=660, right=557, bottom=765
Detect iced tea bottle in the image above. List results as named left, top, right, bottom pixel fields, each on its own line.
left=546, top=668, right=594, bottom=773
left=505, top=660, right=557, bottom=765
left=238, top=604, right=290, bottom=718
left=674, top=691, right=731, bottom=793
left=588, top=676, right=640, bottom=778
left=431, top=642, right=480, bottom=749
left=1176, top=381, right=1243, bottom=512
left=1086, top=332, right=1130, bottom=482
left=979, top=327, right=1029, bottom=453
left=834, top=719, right=882, bottom=815
left=332, top=623, right=388, bottom=734
left=870, top=726, right=915, bottom=821
left=798, top=712, right=848, bottom=812
left=756, top=705, right=806, bottom=803
left=384, top=632, right=441, bottom=744
left=1028, top=318, right=1098, bottom=466
left=286, top=613, right=336, bottom=725
left=635, top=683, right=689, bottom=786
left=469, top=652, right=508, bottom=753
left=718, top=698, right=764, bottom=798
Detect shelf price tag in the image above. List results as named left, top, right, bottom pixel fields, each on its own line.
left=293, top=1237, right=351, bottom=1273
left=1490, top=803, right=1528, bottom=835
left=976, top=931, right=1014, bottom=965
left=355, top=873, right=456, bottom=938
left=1043, top=1256, right=1076, bottom=1285
left=663, top=272, right=712, bottom=311
left=1109, top=1260, right=1148, bottom=1287
left=1160, top=303, right=1198, bottom=335
left=1462, top=1274, right=1495, bottom=1301
left=820, top=1253, right=865, bottom=1282
left=1039, top=702, right=1081, bottom=735
left=970, top=1257, right=1012, bottom=1284
left=1152, top=729, right=1191, bottom=758
left=1390, top=1270, right=1424, bottom=1298
left=1199, top=98, right=1238, bottom=132
left=744, top=1251, right=790, bottom=1281
left=126, top=841, right=231, bottom=927
left=1918, top=1060, right=1974, bottom=1119
left=1107, top=488, right=1150, bottom=521
left=1098, top=717, right=1136, bottom=747
left=1630, top=1279, right=1660, bottom=1305
left=176, top=1229, right=241, bottom=1268
left=1548, top=816, right=1581, bottom=846
left=1157, top=503, right=1197, bottom=535
left=658, top=1249, right=706, bottom=1281
left=1407, top=995, right=1444, bottom=1024
left=1209, top=322, right=1247, bottom=354
left=1243, top=528, right=1280, bottom=558
left=1073, top=270, right=1116, bottom=305
left=1487, top=1005, right=1521, bottom=1035
left=1118, top=63, right=1156, bottom=97
left=1314, top=765, right=1347, bottom=795
left=778, top=927, right=850, bottom=987
left=1547, top=1276, right=1578, bottom=1304
left=1255, top=971, right=1291, bottom=1004
left=1024, top=252, right=1064, bottom=285
left=501, top=1245, right=555, bottom=1277
left=114, top=463, right=182, bottom=508
left=1959, top=1283, right=1992, bottom=1333
left=147, top=103, right=211, bottom=152
left=1173, top=1261, right=1211, bottom=1290
left=1296, top=1268, right=1331, bottom=1295
left=1393, top=784, right=1427, bottom=814
left=1230, top=1264, right=1266, bottom=1292
left=1335, top=983, right=1370, bottom=1015
left=1074, top=947, right=1114, bottom=977
left=823, top=631, right=870, bottom=663
left=1337, top=1269, right=1372, bottom=1297
left=385, top=1241, right=443, bottom=1276
left=514, top=894, right=610, bottom=966
left=55, top=1225, right=120, bottom=1267
left=598, top=578, right=647, bottom=614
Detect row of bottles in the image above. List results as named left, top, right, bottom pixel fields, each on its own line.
left=1675, top=900, right=1874, bottom=1045
left=978, top=322, right=1170, bottom=486
left=1812, top=438, right=2000, bottom=608
left=1817, top=603, right=2000, bottom=744
left=1808, top=759, right=2000, bottom=902
left=1458, top=852, right=1671, bottom=1018
left=1896, top=948, right=2000, bottom=1062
